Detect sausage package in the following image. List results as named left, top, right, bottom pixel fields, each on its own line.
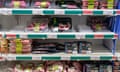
left=26, top=16, right=50, bottom=32
left=31, top=0, right=51, bottom=8
left=9, top=39, right=32, bottom=54
left=0, top=39, right=9, bottom=53
left=5, top=0, right=30, bottom=8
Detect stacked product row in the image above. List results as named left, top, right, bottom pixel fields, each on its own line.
left=0, top=39, right=31, bottom=54
left=0, top=0, right=115, bottom=9
left=0, top=39, right=92, bottom=54
left=10, top=15, right=110, bottom=32
left=2, top=61, right=113, bottom=72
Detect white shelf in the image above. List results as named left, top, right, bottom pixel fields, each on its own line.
left=0, top=8, right=119, bottom=15
left=6, top=53, right=115, bottom=61
left=3, top=32, right=117, bottom=39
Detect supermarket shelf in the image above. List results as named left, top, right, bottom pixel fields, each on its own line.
left=0, top=8, right=120, bottom=15
left=6, top=53, right=116, bottom=61
left=0, top=43, right=116, bottom=61
left=4, top=32, right=118, bottom=39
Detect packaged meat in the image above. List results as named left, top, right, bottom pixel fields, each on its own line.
left=0, top=39, right=9, bottom=53
left=31, top=0, right=51, bottom=8
left=55, top=0, right=80, bottom=9
left=99, top=0, right=115, bottom=9
left=67, top=61, right=82, bottom=72
left=5, top=0, right=30, bottom=8
left=46, top=61, right=66, bottom=72
left=26, top=16, right=50, bottom=32
left=9, top=39, right=31, bottom=54
left=49, top=17, right=73, bottom=32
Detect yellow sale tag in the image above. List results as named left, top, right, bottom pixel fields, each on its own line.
left=13, top=1, right=20, bottom=8
left=15, top=39, right=22, bottom=54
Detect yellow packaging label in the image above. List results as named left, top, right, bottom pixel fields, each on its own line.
left=13, top=1, right=20, bottom=8
left=24, top=69, right=31, bottom=72
left=108, top=6, right=113, bottom=9
left=88, top=0, right=94, bottom=9
left=108, top=0, right=114, bottom=3
left=34, top=23, right=40, bottom=32
left=96, top=24, right=101, bottom=30
left=52, top=65, right=59, bottom=70
left=88, top=0, right=94, bottom=4
left=107, top=4, right=113, bottom=9
left=88, top=5, right=94, bottom=9
left=40, top=2, right=47, bottom=8
left=15, top=39, right=22, bottom=54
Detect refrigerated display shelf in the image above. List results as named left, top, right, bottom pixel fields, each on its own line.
left=0, top=1, right=120, bottom=71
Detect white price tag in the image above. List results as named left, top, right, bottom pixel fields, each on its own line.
left=91, top=56, right=100, bottom=60
left=48, top=34, right=57, bottom=39
left=7, top=57, right=16, bottom=60
left=33, top=9, right=42, bottom=15
left=76, top=34, right=85, bottom=39
left=20, top=34, right=27, bottom=38
left=103, top=10, right=113, bottom=15
left=1, top=9, right=8, bottom=15
left=61, top=57, right=70, bottom=60
left=7, top=9, right=12, bottom=15
left=32, top=57, right=41, bottom=60
left=55, top=10, right=64, bottom=15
